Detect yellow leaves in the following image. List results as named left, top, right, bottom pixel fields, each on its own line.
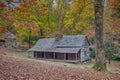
left=71, top=23, right=83, bottom=34
left=18, top=3, right=23, bottom=9
left=76, top=23, right=83, bottom=30
left=64, top=0, right=94, bottom=35
left=65, top=18, right=74, bottom=28
left=43, top=27, right=52, bottom=37
left=13, top=23, right=17, bottom=28
left=71, top=0, right=90, bottom=13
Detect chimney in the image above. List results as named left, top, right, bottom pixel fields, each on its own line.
left=55, top=34, right=63, bottom=41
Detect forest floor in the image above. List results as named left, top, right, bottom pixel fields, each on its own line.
left=0, top=47, right=120, bottom=80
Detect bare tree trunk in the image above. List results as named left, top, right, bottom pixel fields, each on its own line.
left=93, top=0, right=106, bottom=71
left=28, top=30, right=31, bottom=48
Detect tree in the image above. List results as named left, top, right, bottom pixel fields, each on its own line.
left=0, top=0, right=15, bottom=34
left=108, top=0, right=120, bottom=18
left=93, top=0, right=106, bottom=71
left=103, top=0, right=120, bottom=60
left=63, top=0, right=94, bottom=35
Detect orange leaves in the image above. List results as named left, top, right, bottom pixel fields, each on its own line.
left=108, top=0, right=120, bottom=17
left=83, top=26, right=94, bottom=38
left=17, top=3, right=28, bottom=12
left=71, top=24, right=83, bottom=34
left=13, top=21, right=39, bottom=40
left=0, top=27, right=7, bottom=33
left=108, top=0, right=120, bottom=9
left=105, top=0, right=120, bottom=36
left=105, top=19, right=120, bottom=35
left=0, top=1, right=5, bottom=10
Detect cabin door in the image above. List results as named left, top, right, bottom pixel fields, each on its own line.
left=66, top=53, right=68, bottom=60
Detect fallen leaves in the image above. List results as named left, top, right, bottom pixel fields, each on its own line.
left=0, top=54, right=120, bottom=80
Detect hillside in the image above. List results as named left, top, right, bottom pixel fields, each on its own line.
left=0, top=50, right=120, bottom=80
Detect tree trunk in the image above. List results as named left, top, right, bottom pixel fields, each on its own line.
left=28, top=30, right=31, bottom=48
left=93, top=0, right=106, bottom=71
left=40, top=28, right=43, bottom=37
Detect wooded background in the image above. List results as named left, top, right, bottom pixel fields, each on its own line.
left=0, top=0, right=120, bottom=65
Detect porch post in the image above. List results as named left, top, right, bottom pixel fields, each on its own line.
left=64, top=53, right=66, bottom=60
left=54, top=52, right=55, bottom=59
left=76, top=53, right=78, bottom=62
left=33, top=52, right=36, bottom=58
left=44, top=52, right=46, bottom=58
left=36, top=52, right=38, bottom=58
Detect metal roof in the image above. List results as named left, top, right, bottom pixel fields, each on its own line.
left=34, top=38, right=55, bottom=49
left=53, top=35, right=85, bottom=47
left=29, top=35, right=86, bottom=53
left=29, top=47, right=80, bottom=53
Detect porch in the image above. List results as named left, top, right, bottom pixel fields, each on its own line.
left=33, top=51, right=81, bottom=62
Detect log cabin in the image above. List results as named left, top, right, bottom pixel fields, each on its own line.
left=29, top=35, right=90, bottom=62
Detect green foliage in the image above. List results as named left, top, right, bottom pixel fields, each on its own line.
left=90, top=44, right=120, bottom=61
left=104, top=42, right=120, bottom=61
left=90, top=48, right=95, bottom=59
left=111, top=56, right=120, bottom=61
left=93, top=63, right=107, bottom=71
left=23, top=35, right=40, bottom=45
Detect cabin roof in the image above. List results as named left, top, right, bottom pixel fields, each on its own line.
left=29, top=47, right=80, bottom=53
left=35, top=38, right=55, bottom=49
left=29, top=35, right=87, bottom=53
left=53, top=35, right=85, bottom=47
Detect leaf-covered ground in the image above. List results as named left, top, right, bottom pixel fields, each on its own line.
left=0, top=47, right=120, bottom=80
left=0, top=54, right=120, bottom=80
